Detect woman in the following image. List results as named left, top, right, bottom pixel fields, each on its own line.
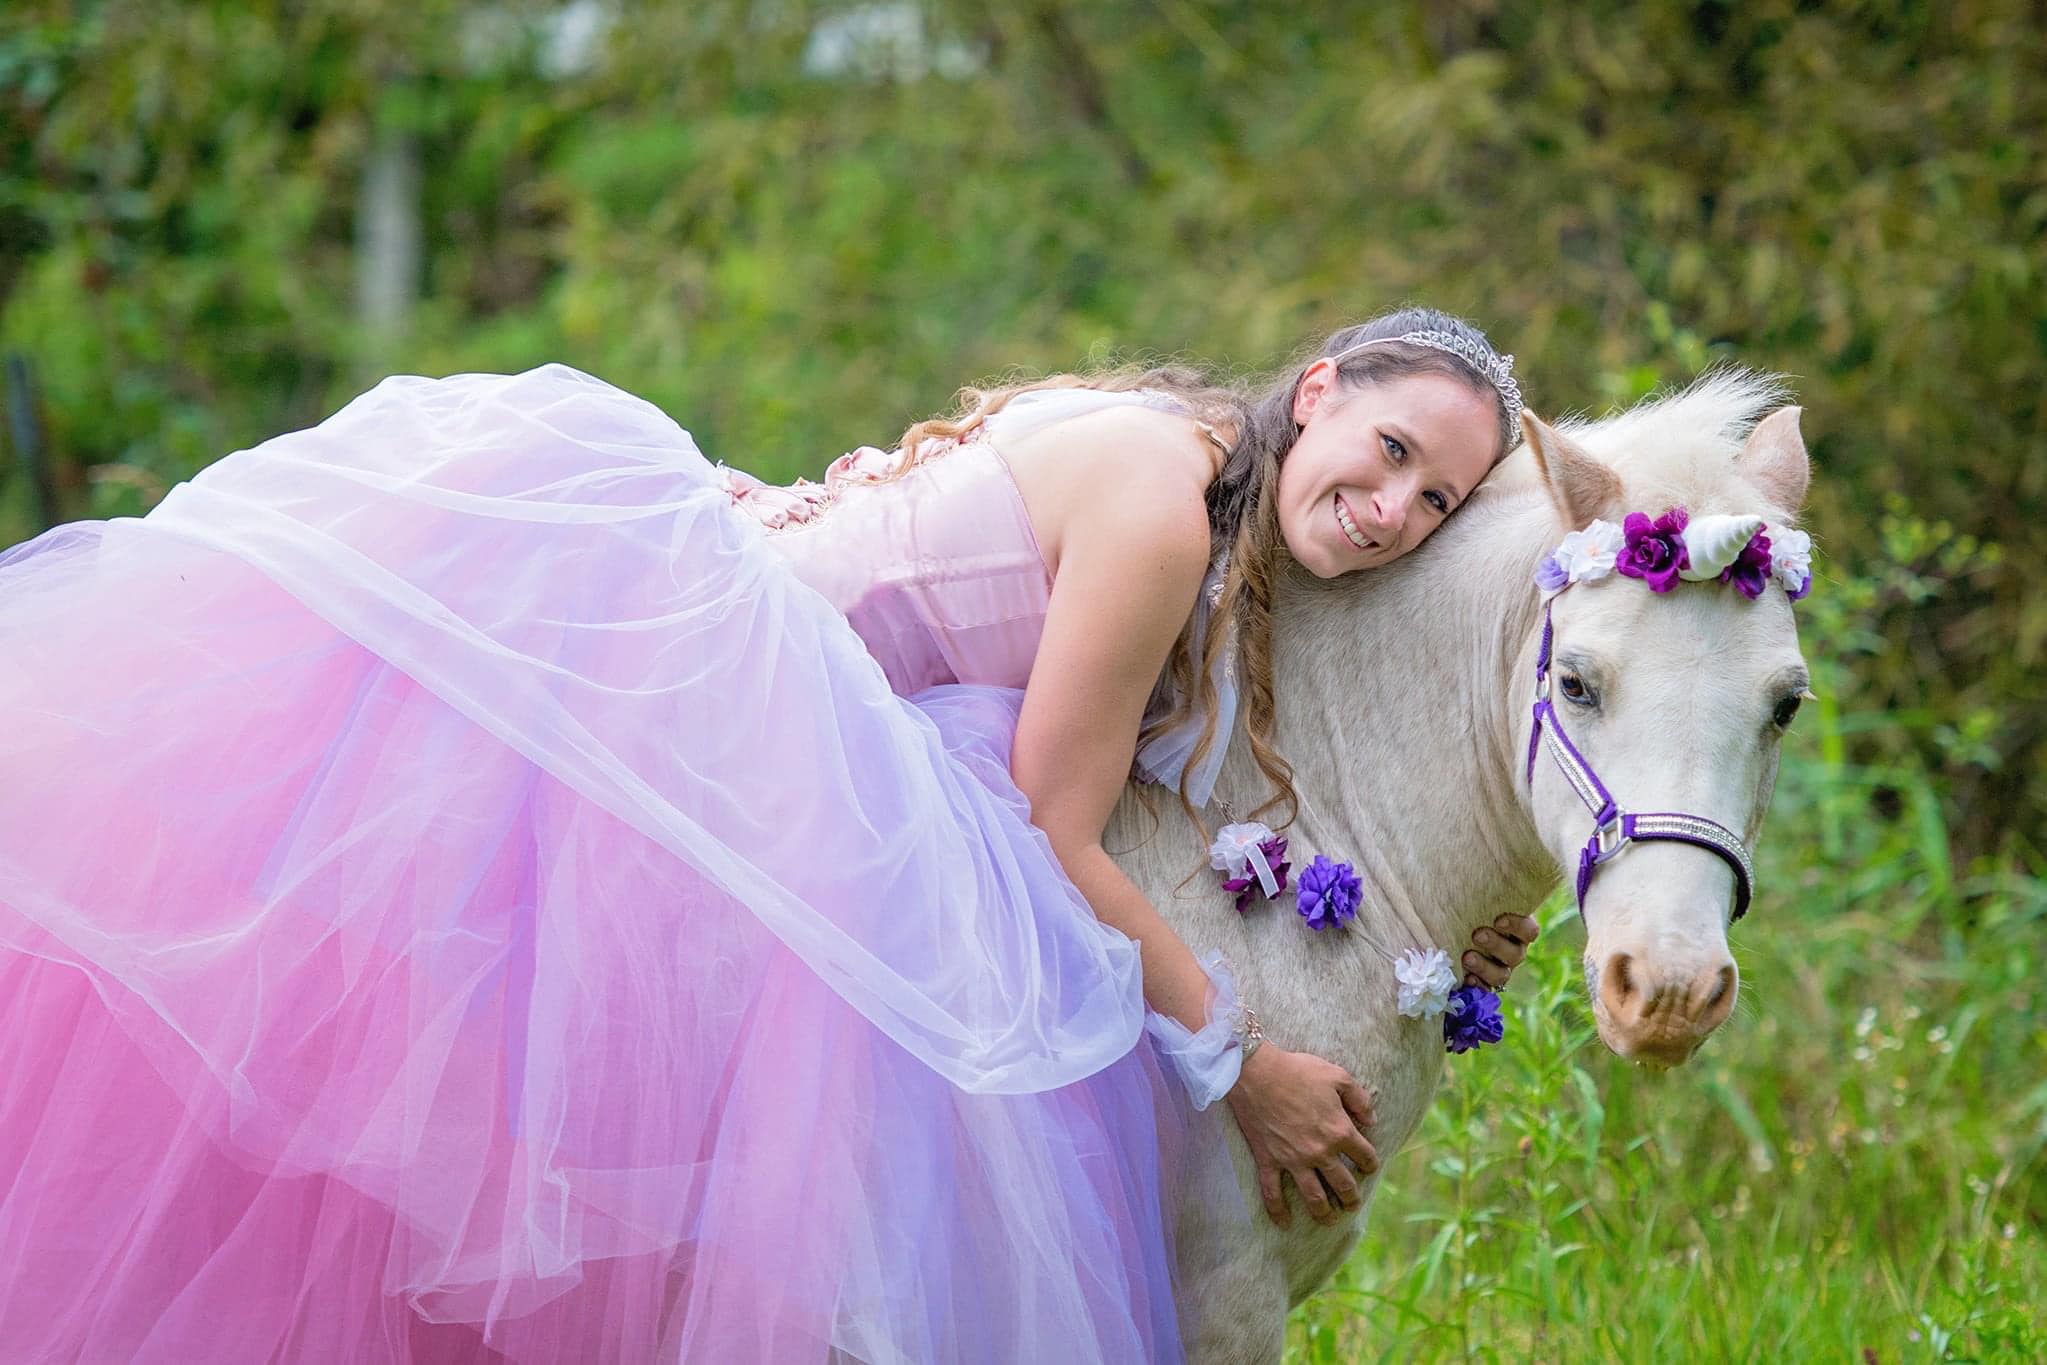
left=0, top=306, right=1535, bottom=1362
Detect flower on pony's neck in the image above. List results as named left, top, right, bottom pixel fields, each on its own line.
left=1295, top=855, right=1362, bottom=932
left=1220, top=837, right=1290, bottom=912
left=1443, top=984, right=1504, bottom=1053
left=1615, top=507, right=1692, bottom=593
left=1211, top=821, right=1289, bottom=909
left=1394, top=948, right=1458, bottom=1019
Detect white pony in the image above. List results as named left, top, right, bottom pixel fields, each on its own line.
left=1106, top=372, right=1813, bottom=1362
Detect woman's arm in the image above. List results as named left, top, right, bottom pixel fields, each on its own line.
left=1006, top=472, right=1219, bottom=1035
left=1007, top=427, right=1378, bottom=1228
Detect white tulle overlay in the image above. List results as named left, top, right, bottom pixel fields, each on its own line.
left=1142, top=950, right=1250, bottom=1109
left=1132, top=566, right=1238, bottom=807
left=0, top=365, right=1242, bottom=1362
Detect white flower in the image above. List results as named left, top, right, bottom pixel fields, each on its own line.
left=1770, top=527, right=1813, bottom=592
left=1208, top=822, right=1275, bottom=876
left=1394, top=947, right=1459, bottom=1020
left=1553, top=520, right=1626, bottom=584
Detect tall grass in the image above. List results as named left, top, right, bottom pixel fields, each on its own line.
left=1287, top=541, right=2047, bottom=1362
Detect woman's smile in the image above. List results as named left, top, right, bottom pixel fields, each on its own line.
left=1334, top=492, right=1377, bottom=553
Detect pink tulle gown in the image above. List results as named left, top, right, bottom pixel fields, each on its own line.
left=0, top=365, right=1244, bottom=1363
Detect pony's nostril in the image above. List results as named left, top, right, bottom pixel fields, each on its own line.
left=1696, top=962, right=1738, bottom=1026
left=1704, top=964, right=1735, bottom=1011
left=1600, top=953, right=1638, bottom=1012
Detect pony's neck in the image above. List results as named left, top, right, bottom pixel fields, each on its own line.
left=1260, top=481, right=1559, bottom=958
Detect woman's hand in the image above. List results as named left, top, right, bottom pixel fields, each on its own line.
left=1224, top=1045, right=1378, bottom=1229
left=1462, top=913, right=1540, bottom=991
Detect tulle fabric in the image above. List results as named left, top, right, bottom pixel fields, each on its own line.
left=1130, top=563, right=1238, bottom=810
left=0, top=365, right=1238, bottom=1362
left=1141, top=951, right=1250, bottom=1110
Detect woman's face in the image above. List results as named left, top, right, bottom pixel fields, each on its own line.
left=1275, top=364, right=1501, bottom=579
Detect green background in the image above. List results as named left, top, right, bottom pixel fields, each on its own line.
left=3, top=1, right=2040, bottom=1357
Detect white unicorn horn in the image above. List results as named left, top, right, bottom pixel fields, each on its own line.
left=1680, top=514, right=1765, bottom=581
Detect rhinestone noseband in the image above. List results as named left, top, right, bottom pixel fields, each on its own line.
left=1524, top=598, right=1756, bottom=920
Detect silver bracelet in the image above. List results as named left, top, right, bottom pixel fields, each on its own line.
left=1232, top=1004, right=1266, bottom=1064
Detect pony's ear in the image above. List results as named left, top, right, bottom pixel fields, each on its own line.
left=1523, top=411, right=1622, bottom=528
left=1738, top=406, right=1809, bottom=514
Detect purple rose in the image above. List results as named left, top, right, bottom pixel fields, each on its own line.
left=1220, top=836, right=1290, bottom=912
left=1719, top=528, right=1774, bottom=600
left=1533, top=553, right=1570, bottom=593
left=1443, top=984, right=1504, bottom=1053
left=1615, top=507, right=1691, bottom=594
left=1295, top=855, right=1362, bottom=931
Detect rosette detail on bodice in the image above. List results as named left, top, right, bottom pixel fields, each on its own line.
left=720, top=431, right=1050, bottom=696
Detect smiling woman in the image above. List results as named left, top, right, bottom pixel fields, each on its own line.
left=1277, top=365, right=1502, bottom=577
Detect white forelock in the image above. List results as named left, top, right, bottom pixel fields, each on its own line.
left=1558, top=367, right=1800, bottom=526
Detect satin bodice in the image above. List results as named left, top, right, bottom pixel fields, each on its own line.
left=719, top=386, right=1240, bottom=804
left=721, top=388, right=1195, bottom=695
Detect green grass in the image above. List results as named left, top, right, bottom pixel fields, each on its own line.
left=1285, top=620, right=2047, bottom=1361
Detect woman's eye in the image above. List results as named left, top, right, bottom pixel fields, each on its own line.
left=1381, top=433, right=1406, bottom=463
left=1773, top=695, right=1802, bottom=728
left=1559, top=674, right=1592, bottom=705
left=1425, top=491, right=1449, bottom=514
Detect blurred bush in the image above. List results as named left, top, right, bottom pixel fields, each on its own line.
left=2, top=0, right=2040, bottom=868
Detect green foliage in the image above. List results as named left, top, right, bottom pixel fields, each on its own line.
left=4, top=1, right=2038, bottom=857
left=1, top=3, right=2040, bottom=1352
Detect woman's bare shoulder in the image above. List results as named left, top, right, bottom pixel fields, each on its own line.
left=993, top=402, right=1221, bottom=578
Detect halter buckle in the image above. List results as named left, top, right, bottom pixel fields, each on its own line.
left=1594, top=817, right=1629, bottom=861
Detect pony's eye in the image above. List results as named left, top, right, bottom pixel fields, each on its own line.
left=1773, top=694, right=1803, bottom=729
left=1558, top=674, right=1593, bottom=706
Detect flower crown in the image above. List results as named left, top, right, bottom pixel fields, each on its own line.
left=1328, top=330, right=1524, bottom=428
left=1534, top=506, right=1812, bottom=601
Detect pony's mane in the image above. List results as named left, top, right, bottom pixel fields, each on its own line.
left=1563, top=368, right=1799, bottom=525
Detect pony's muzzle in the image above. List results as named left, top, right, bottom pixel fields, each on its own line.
left=1589, top=948, right=1739, bottom=1067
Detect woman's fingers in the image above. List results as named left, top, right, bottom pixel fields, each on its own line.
left=1462, top=949, right=1512, bottom=989
left=1337, top=1127, right=1379, bottom=1180
left=1290, top=1165, right=1336, bottom=1224
left=1256, top=1156, right=1290, bottom=1229
left=1336, top=1078, right=1374, bottom=1133
left=1317, top=1161, right=1361, bottom=1216
left=1464, top=914, right=1543, bottom=989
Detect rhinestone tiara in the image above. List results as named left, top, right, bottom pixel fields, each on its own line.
left=1326, top=329, right=1524, bottom=427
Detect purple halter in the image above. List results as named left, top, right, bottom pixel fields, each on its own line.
left=1524, top=598, right=1756, bottom=921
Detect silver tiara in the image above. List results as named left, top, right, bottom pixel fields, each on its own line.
left=1327, top=329, right=1524, bottom=427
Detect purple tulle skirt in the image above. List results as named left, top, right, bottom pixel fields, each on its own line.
left=0, top=366, right=1231, bottom=1362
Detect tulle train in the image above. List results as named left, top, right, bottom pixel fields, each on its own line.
left=0, top=366, right=1228, bottom=1362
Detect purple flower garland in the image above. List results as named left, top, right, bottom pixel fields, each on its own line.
left=1211, top=827, right=1503, bottom=1055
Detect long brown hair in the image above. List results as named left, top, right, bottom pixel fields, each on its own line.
left=891, top=308, right=1520, bottom=837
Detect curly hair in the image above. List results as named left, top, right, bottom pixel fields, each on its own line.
left=888, top=307, right=1521, bottom=837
